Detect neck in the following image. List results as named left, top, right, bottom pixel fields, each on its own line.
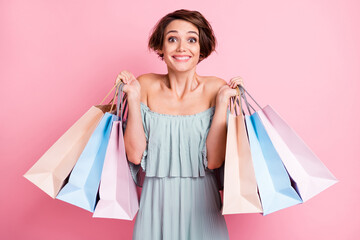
left=165, top=67, right=199, bottom=100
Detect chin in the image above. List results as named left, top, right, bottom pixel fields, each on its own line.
left=172, top=65, right=196, bottom=72
left=167, top=62, right=198, bottom=72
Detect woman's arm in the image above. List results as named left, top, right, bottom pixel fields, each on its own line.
left=123, top=99, right=147, bottom=165
left=206, top=77, right=244, bottom=169
left=117, top=71, right=147, bottom=165
left=206, top=97, right=228, bottom=169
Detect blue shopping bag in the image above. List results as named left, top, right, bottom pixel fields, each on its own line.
left=240, top=86, right=302, bottom=215
left=56, top=84, right=123, bottom=212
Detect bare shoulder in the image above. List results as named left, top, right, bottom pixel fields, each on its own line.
left=137, top=73, right=157, bottom=84
left=136, top=73, right=162, bottom=104
left=202, top=76, right=227, bottom=106
left=203, top=76, right=227, bottom=92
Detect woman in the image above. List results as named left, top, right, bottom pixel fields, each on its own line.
left=116, top=9, right=243, bottom=240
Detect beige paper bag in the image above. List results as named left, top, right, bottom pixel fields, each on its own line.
left=24, top=85, right=119, bottom=198
left=222, top=94, right=263, bottom=214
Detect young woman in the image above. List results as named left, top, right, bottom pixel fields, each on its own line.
left=116, top=9, right=243, bottom=240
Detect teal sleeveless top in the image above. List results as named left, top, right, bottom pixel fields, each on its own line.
left=124, top=102, right=230, bottom=240
left=125, top=102, right=229, bottom=188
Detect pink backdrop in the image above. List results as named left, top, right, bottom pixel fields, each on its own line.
left=1, top=0, right=359, bottom=239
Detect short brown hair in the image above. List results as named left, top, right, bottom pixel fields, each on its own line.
left=148, top=9, right=217, bottom=64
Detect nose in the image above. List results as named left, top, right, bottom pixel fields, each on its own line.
left=176, top=40, right=186, bottom=52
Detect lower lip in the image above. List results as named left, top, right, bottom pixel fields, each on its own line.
left=173, top=56, right=191, bottom=62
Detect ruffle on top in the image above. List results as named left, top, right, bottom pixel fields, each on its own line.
left=124, top=102, right=230, bottom=187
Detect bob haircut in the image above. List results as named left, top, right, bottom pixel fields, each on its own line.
left=148, top=9, right=217, bottom=64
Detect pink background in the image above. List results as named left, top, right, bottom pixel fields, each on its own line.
left=1, top=0, right=359, bottom=239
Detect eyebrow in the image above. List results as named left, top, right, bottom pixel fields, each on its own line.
left=165, top=30, right=199, bottom=36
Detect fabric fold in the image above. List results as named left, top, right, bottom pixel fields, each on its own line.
left=129, top=102, right=230, bottom=239
left=125, top=102, right=222, bottom=187
left=140, top=102, right=214, bottom=178
left=123, top=102, right=230, bottom=188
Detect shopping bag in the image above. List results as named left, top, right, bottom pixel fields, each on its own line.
left=93, top=84, right=139, bottom=220
left=240, top=88, right=338, bottom=202
left=23, top=85, right=119, bottom=198
left=222, top=91, right=262, bottom=215
left=240, top=86, right=302, bottom=215
left=56, top=84, right=121, bottom=212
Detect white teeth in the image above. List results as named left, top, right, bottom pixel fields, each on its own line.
left=174, top=56, right=190, bottom=60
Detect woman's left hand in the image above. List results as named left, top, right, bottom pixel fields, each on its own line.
left=216, top=76, right=245, bottom=106
left=227, top=76, right=244, bottom=89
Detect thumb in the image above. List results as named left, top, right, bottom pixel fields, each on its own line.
left=122, top=84, right=129, bottom=93
left=228, top=88, right=238, bottom=97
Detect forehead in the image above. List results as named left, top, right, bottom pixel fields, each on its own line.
left=165, top=19, right=199, bottom=34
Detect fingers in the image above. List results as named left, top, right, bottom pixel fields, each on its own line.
left=122, top=83, right=128, bottom=93
left=115, top=70, right=134, bottom=85
left=225, top=85, right=241, bottom=97
left=115, top=73, right=124, bottom=85
left=115, top=75, right=122, bottom=85
left=220, top=85, right=239, bottom=96
left=227, top=76, right=244, bottom=89
left=123, top=71, right=131, bottom=83
left=220, top=84, right=240, bottom=95
left=230, top=88, right=238, bottom=97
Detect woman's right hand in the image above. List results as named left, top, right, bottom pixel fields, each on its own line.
left=115, top=70, right=141, bottom=101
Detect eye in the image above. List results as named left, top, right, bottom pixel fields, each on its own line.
left=189, top=37, right=197, bottom=43
left=168, top=36, right=177, bottom=42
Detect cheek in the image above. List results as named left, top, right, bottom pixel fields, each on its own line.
left=191, top=44, right=201, bottom=54
left=163, top=47, right=176, bottom=56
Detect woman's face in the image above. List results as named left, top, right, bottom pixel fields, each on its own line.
left=159, top=19, right=201, bottom=72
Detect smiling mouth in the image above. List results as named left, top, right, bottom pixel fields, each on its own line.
left=172, top=56, right=191, bottom=61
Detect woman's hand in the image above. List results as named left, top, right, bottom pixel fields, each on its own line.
left=216, top=76, right=245, bottom=106
left=227, top=76, right=244, bottom=89
left=115, top=70, right=141, bottom=102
